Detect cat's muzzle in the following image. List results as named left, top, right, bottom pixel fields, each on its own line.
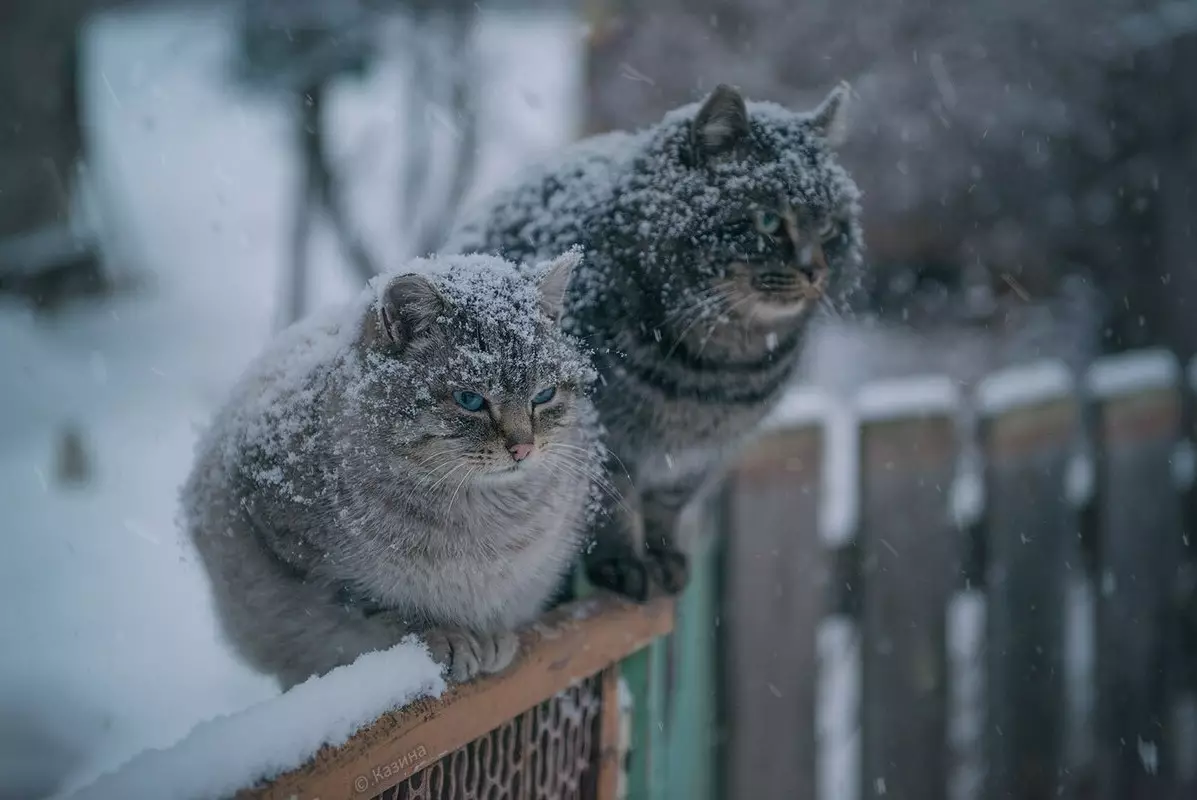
left=750, top=265, right=827, bottom=304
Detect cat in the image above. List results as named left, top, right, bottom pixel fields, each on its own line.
left=182, top=250, right=604, bottom=689
left=446, top=82, right=864, bottom=600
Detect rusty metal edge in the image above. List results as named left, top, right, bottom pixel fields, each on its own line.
left=240, top=594, right=675, bottom=800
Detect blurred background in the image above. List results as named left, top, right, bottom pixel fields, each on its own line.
left=1, top=0, right=1195, bottom=798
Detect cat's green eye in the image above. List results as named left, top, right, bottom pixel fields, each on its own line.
left=753, top=209, right=782, bottom=235
left=531, top=386, right=557, bottom=406
left=453, top=390, right=485, bottom=412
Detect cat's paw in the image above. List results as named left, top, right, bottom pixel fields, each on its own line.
left=586, top=548, right=691, bottom=600
left=478, top=630, right=520, bottom=675
left=646, top=547, right=690, bottom=596
left=422, top=628, right=519, bottom=683
left=585, top=555, right=653, bottom=602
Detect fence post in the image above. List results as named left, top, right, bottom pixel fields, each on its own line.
left=856, top=377, right=960, bottom=800
left=1179, top=357, right=1197, bottom=795
left=1087, top=350, right=1186, bottom=800
left=721, top=395, right=827, bottom=800
left=976, top=360, right=1079, bottom=799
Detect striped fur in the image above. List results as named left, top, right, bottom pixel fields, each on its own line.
left=447, top=84, right=863, bottom=598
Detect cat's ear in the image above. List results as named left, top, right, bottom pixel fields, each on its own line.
left=369, top=273, right=445, bottom=351
left=809, top=81, right=852, bottom=147
left=692, top=84, right=749, bottom=159
left=536, top=249, right=581, bottom=321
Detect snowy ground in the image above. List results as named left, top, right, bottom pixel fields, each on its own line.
left=0, top=6, right=582, bottom=797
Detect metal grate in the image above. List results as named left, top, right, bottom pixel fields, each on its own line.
left=372, top=673, right=605, bottom=800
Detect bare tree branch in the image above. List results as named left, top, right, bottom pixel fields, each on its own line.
left=410, top=2, right=479, bottom=258
left=398, top=15, right=434, bottom=255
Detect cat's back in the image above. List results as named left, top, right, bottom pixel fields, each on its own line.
left=184, top=297, right=366, bottom=512
left=448, top=128, right=643, bottom=262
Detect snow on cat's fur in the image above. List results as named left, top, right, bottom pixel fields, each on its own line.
left=448, top=83, right=863, bottom=600
left=182, top=250, right=604, bottom=688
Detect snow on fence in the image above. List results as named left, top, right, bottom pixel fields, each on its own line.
left=68, top=594, right=673, bottom=800
left=721, top=347, right=1197, bottom=800
left=61, top=348, right=1197, bottom=800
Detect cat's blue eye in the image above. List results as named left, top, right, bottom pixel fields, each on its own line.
left=453, top=390, right=485, bottom=412
left=754, top=210, right=782, bottom=235
left=531, top=386, right=557, bottom=406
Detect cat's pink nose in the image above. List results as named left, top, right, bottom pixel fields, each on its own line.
left=509, top=443, right=534, bottom=462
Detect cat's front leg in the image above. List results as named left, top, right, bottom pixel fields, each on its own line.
left=639, top=485, right=692, bottom=595
left=422, top=628, right=520, bottom=684
left=584, top=469, right=694, bottom=599
left=583, top=470, right=657, bottom=602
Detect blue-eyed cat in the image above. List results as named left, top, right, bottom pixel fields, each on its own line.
left=446, top=83, right=863, bottom=600
left=182, top=251, right=604, bottom=689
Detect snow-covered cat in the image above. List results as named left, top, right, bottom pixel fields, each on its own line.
left=447, top=83, right=864, bottom=600
left=182, top=251, right=603, bottom=689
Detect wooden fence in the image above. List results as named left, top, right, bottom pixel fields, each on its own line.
left=721, top=349, right=1197, bottom=800
left=89, top=349, right=1197, bottom=800
left=237, top=595, right=674, bottom=800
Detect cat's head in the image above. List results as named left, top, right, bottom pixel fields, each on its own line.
left=351, top=250, right=597, bottom=484
left=623, top=82, right=863, bottom=326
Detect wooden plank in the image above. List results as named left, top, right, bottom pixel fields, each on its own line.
left=980, top=382, right=1079, bottom=800
left=240, top=595, right=675, bottom=800
left=1089, top=352, right=1186, bottom=800
left=858, top=401, right=958, bottom=800
left=723, top=424, right=825, bottom=800
left=595, top=666, right=622, bottom=800
left=1178, top=357, right=1197, bottom=799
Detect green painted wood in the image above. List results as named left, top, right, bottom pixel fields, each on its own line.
left=621, top=634, right=668, bottom=800
left=663, top=507, right=721, bottom=800
left=573, top=501, right=721, bottom=800
left=576, top=562, right=670, bottom=800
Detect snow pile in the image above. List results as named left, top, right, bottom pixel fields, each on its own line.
left=63, top=640, right=445, bottom=800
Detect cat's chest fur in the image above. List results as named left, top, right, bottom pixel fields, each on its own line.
left=329, top=469, right=586, bottom=631
left=598, top=372, right=780, bottom=489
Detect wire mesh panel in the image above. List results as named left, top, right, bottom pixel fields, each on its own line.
left=372, top=673, right=606, bottom=800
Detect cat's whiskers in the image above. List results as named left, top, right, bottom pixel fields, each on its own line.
left=694, top=292, right=757, bottom=360
left=659, top=284, right=727, bottom=327
left=411, top=454, right=460, bottom=482
left=546, top=451, right=618, bottom=497
left=546, top=440, right=633, bottom=483
left=663, top=289, right=731, bottom=362
left=543, top=447, right=632, bottom=516
left=551, top=460, right=626, bottom=515
left=818, top=294, right=845, bottom=320
left=424, top=461, right=469, bottom=495
left=445, top=465, right=479, bottom=517
left=411, top=461, right=464, bottom=493
left=410, top=448, right=465, bottom=476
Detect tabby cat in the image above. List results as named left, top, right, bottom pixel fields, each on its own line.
left=447, top=83, right=864, bottom=599
left=182, top=251, right=603, bottom=688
